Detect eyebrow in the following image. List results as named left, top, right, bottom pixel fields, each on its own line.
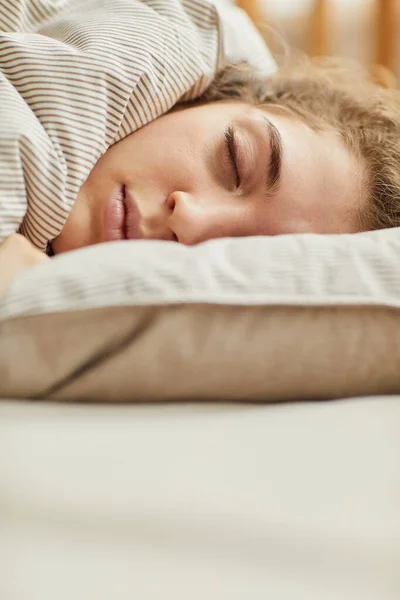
left=264, top=117, right=283, bottom=197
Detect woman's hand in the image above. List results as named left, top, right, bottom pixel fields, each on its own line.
left=0, top=233, right=50, bottom=295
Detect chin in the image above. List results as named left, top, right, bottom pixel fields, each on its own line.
left=51, top=232, right=86, bottom=254
left=51, top=203, right=100, bottom=253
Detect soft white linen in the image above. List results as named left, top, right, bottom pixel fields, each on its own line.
left=0, top=396, right=399, bottom=600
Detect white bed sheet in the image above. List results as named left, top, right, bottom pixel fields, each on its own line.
left=0, top=396, right=399, bottom=600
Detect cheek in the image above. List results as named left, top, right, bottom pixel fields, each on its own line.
left=51, top=195, right=95, bottom=253
left=254, top=193, right=312, bottom=236
left=111, top=111, right=208, bottom=193
left=124, top=136, right=200, bottom=190
left=51, top=219, right=77, bottom=254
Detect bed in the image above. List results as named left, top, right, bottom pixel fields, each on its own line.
left=0, top=2, right=399, bottom=599
left=1, top=396, right=399, bottom=600
left=1, top=229, right=400, bottom=600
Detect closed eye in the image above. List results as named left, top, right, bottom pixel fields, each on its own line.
left=224, top=126, right=240, bottom=188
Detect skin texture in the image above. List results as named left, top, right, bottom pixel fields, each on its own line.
left=51, top=100, right=365, bottom=254
left=0, top=234, right=49, bottom=295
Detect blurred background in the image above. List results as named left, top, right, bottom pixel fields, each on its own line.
left=236, top=0, right=399, bottom=82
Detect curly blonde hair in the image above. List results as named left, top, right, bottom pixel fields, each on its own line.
left=196, top=56, right=400, bottom=231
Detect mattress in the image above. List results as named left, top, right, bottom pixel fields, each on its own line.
left=1, top=396, right=399, bottom=600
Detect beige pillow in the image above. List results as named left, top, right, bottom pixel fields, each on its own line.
left=1, top=230, right=400, bottom=402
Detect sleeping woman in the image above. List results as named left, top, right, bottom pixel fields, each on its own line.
left=1, top=1, right=400, bottom=292
left=51, top=59, right=400, bottom=253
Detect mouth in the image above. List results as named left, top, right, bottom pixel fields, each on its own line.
left=104, top=185, right=142, bottom=242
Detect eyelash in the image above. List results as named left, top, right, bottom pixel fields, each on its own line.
left=224, top=126, right=240, bottom=188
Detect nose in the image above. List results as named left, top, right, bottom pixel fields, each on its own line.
left=166, top=190, right=202, bottom=245
left=166, top=190, right=231, bottom=245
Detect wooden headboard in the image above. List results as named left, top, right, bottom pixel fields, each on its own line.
left=236, top=0, right=397, bottom=74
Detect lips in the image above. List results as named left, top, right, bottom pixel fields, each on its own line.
left=104, top=185, right=142, bottom=242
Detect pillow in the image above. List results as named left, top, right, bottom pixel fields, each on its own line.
left=1, top=229, right=400, bottom=402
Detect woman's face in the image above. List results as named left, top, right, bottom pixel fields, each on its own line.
left=51, top=101, right=365, bottom=253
